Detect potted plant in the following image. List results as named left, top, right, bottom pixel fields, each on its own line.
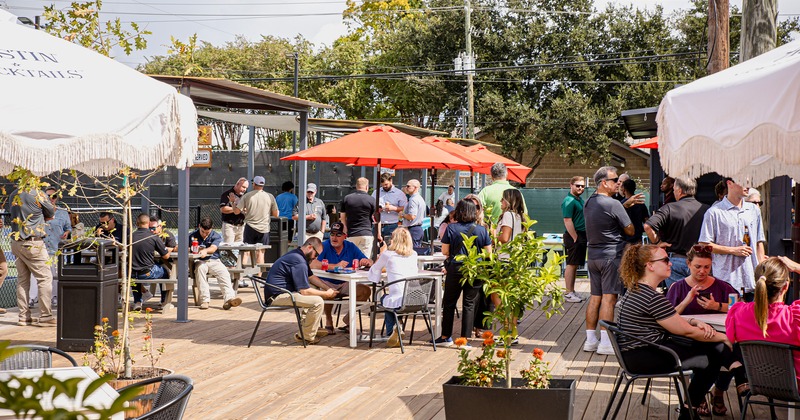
left=442, top=219, right=575, bottom=419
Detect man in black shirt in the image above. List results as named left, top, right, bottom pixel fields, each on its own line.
left=95, top=211, right=123, bottom=243
left=219, top=177, right=248, bottom=243
left=644, top=177, right=710, bottom=289
left=130, top=213, right=169, bottom=311
left=340, top=177, right=376, bottom=258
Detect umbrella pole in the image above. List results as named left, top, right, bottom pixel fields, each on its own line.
left=374, top=159, right=381, bottom=259
left=470, top=170, right=474, bottom=193
left=430, top=167, right=436, bottom=255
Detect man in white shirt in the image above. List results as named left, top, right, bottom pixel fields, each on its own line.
left=373, top=172, right=407, bottom=245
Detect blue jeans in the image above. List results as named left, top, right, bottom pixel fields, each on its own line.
left=132, top=264, right=166, bottom=303
left=382, top=295, right=399, bottom=335
left=381, top=223, right=398, bottom=241
left=664, top=256, right=690, bottom=290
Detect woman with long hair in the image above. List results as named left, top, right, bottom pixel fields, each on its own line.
left=432, top=199, right=449, bottom=229
left=496, top=188, right=526, bottom=245
left=617, top=244, right=732, bottom=419
left=368, top=227, right=418, bottom=348
left=432, top=198, right=492, bottom=346
left=727, top=257, right=800, bottom=383
left=463, top=194, right=485, bottom=227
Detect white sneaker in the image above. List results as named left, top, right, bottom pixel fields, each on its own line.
left=583, top=340, right=599, bottom=352
left=142, top=290, right=154, bottom=303
left=238, top=280, right=248, bottom=288
left=564, top=292, right=582, bottom=303
left=597, top=342, right=615, bottom=355
left=51, top=297, right=58, bottom=308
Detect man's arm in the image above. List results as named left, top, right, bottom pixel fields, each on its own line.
left=622, top=224, right=635, bottom=237
left=339, top=212, right=348, bottom=234
left=757, top=241, right=767, bottom=263
left=563, top=218, right=577, bottom=241
left=643, top=223, right=661, bottom=245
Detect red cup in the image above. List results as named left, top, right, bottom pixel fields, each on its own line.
left=352, top=259, right=359, bottom=269
left=321, top=259, right=329, bottom=270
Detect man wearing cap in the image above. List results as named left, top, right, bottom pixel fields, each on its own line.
left=309, top=221, right=372, bottom=333
left=372, top=172, right=406, bottom=245
left=293, top=183, right=327, bottom=241
left=232, top=175, right=278, bottom=264
left=219, top=177, right=248, bottom=244
left=340, top=177, right=376, bottom=258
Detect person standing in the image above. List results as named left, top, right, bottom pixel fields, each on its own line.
left=219, top=177, right=248, bottom=244
left=340, top=177, right=376, bottom=258
left=293, top=183, right=326, bottom=241
left=699, top=177, right=766, bottom=300
left=40, top=187, right=71, bottom=309
left=644, top=177, right=710, bottom=289
left=233, top=175, right=279, bottom=265
left=8, top=186, right=56, bottom=327
left=661, top=176, right=676, bottom=206
left=276, top=181, right=298, bottom=240
left=620, top=178, right=649, bottom=245
left=401, top=179, right=427, bottom=253
left=561, top=176, right=587, bottom=303
left=478, top=163, right=526, bottom=225
left=583, top=166, right=634, bottom=355
left=372, top=172, right=406, bottom=245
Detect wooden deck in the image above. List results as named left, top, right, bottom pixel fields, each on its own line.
left=0, top=278, right=786, bottom=419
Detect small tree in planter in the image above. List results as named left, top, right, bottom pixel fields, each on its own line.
left=456, top=219, right=564, bottom=388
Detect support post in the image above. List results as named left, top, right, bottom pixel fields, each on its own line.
left=297, top=111, right=308, bottom=247
left=248, top=126, right=255, bottom=184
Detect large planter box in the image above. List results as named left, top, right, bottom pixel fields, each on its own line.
left=443, top=376, right=575, bottom=419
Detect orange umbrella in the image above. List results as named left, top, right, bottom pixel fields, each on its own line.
left=463, top=144, right=532, bottom=184
left=630, top=136, right=659, bottom=149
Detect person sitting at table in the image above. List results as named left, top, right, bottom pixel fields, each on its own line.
left=130, top=213, right=169, bottom=311
left=617, top=243, right=734, bottom=420
left=727, top=257, right=800, bottom=383
left=265, top=237, right=338, bottom=345
left=666, top=243, right=743, bottom=416
left=309, top=221, right=373, bottom=334
left=149, top=216, right=177, bottom=307
left=432, top=199, right=492, bottom=346
left=368, top=227, right=419, bottom=348
left=189, top=216, right=242, bottom=310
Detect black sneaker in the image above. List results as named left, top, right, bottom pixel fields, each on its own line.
left=430, top=337, right=454, bottom=346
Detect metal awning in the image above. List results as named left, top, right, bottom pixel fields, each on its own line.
left=621, top=107, right=658, bottom=139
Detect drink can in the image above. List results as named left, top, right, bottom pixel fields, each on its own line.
left=353, top=258, right=360, bottom=269
left=728, top=293, right=738, bottom=310
left=321, top=259, right=329, bottom=270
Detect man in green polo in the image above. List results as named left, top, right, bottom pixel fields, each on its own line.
left=478, top=162, right=526, bottom=224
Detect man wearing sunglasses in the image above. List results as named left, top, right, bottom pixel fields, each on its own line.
left=130, top=213, right=170, bottom=311
left=561, top=176, right=587, bottom=303
left=644, top=177, right=710, bottom=289
left=583, top=166, right=635, bottom=355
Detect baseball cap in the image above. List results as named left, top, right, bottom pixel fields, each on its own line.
left=330, top=222, right=345, bottom=235
left=307, top=183, right=317, bottom=193
left=252, top=175, right=266, bottom=186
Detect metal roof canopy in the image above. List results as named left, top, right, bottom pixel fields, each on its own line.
left=196, top=110, right=447, bottom=137
left=150, top=75, right=332, bottom=112
left=621, top=107, right=658, bottom=139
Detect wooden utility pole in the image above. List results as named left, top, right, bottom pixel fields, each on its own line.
left=706, top=0, right=730, bottom=74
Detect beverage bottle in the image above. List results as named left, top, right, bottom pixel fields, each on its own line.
left=742, top=225, right=751, bottom=246
left=191, top=238, right=199, bottom=254
left=353, top=258, right=359, bottom=269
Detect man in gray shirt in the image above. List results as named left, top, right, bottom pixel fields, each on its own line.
left=293, top=183, right=327, bottom=241
left=8, top=186, right=56, bottom=327
left=402, top=179, right=427, bottom=253
left=583, top=166, right=634, bottom=355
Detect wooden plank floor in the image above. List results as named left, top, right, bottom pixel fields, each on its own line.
left=0, top=278, right=786, bottom=419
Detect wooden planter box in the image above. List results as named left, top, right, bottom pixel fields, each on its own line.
left=443, top=376, right=575, bottom=419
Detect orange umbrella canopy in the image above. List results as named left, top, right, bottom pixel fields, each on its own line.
left=630, top=136, right=659, bottom=149
left=420, top=136, right=490, bottom=170
left=281, top=125, right=472, bottom=170
left=463, top=144, right=532, bottom=183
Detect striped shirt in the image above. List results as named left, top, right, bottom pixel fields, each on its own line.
left=616, top=283, right=676, bottom=351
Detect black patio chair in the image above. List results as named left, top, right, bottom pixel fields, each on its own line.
left=368, top=276, right=437, bottom=354
left=599, top=320, right=695, bottom=420
left=118, top=374, right=193, bottom=420
left=738, top=340, right=800, bottom=420
left=0, top=344, right=78, bottom=370
left=246, top=275, right=307, bottom=348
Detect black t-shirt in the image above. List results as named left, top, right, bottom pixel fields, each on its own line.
left=441, top=222, right=491, bottom=267
left=341, top=190, right=375, bottom=237
left=623, top=203, right=650, bottom=244
left=131, top=227, right=168, bottom=271
left=95, top=219, right=123, bottom=243
left=616, top=283, right=676, bottom=351
left=645, top=196, right=710, bottom=255
left=220, top=187, right=246, bottom=226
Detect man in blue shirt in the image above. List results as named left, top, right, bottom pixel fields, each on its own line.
left=276, top=181, right=298, bottom=239
left=264, top=237, right=337, bottom=345
left=309, top=222, right=373, bottom=332
left=189, top=216, right=242, bottom=310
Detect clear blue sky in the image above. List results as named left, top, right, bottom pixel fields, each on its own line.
left=3, top=0, right=798, bottom=69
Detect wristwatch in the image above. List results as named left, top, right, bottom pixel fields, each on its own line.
left=718, top=302, right=723, bottom=311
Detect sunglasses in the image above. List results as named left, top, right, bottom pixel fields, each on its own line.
left=573, top=184, right=585, bottom=188
left=149, top=227, right=157, bottom=232
left=751, top=201, right=763, bottom=206
left=692, top=245, right=713, bottom=254
left=604, top=177, right=619, bottom=183
left=649, top=256, right=671, bottom=264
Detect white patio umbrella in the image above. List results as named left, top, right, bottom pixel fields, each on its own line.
left=656, top=38, right=800, bottom=186
left=0, top=10, right=198, bottom=176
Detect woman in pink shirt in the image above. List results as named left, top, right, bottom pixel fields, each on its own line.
left=727, top=257, right=800, bottom=383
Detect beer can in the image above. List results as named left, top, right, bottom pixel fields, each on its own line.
left=728, top=293, right=738, bottom=310
left=321, top=259, right=329, bottom=270
left=353, top=258, right=359, bottom=269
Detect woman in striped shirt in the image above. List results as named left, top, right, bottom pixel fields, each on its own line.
left=617, top=244, right=732, bottom=419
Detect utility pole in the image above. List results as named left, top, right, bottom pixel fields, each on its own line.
left=464, top=0, right=475, bottom=140
left=706, top=0, right=729, bottom=74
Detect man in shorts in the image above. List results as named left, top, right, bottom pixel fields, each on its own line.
left=308, top=222, right=372, bottom=333
left=233, top=175, right=278, bottom=264
left=583, top=166, right=634, bottom=355
left=561, top=176, right=587, bottom=303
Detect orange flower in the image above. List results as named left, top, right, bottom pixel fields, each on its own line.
left=111, top=330, right=120, bottom=337
left=143, top=335, right=150, bottom=341
left=479, top=359, right=488, bottom=368
left=454, top=337, right=468, bottom=347
left=483, top=338, right=494, bottom=347
left=496, top=350, right=506, bottom=358
left=145, top=307, right=153, bottom=313
left=101, top=317, right=109, bottom=323
left=533, top=348, right=544, bottom=360
left=482, top=330, right=493, bottom=340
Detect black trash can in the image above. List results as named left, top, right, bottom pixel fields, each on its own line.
left=57, top=239, right=119, bottom=352
left=264, top=217, right=289, bottom=263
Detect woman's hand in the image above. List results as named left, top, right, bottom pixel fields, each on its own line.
left=697, top=294, right=719, bottom=311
